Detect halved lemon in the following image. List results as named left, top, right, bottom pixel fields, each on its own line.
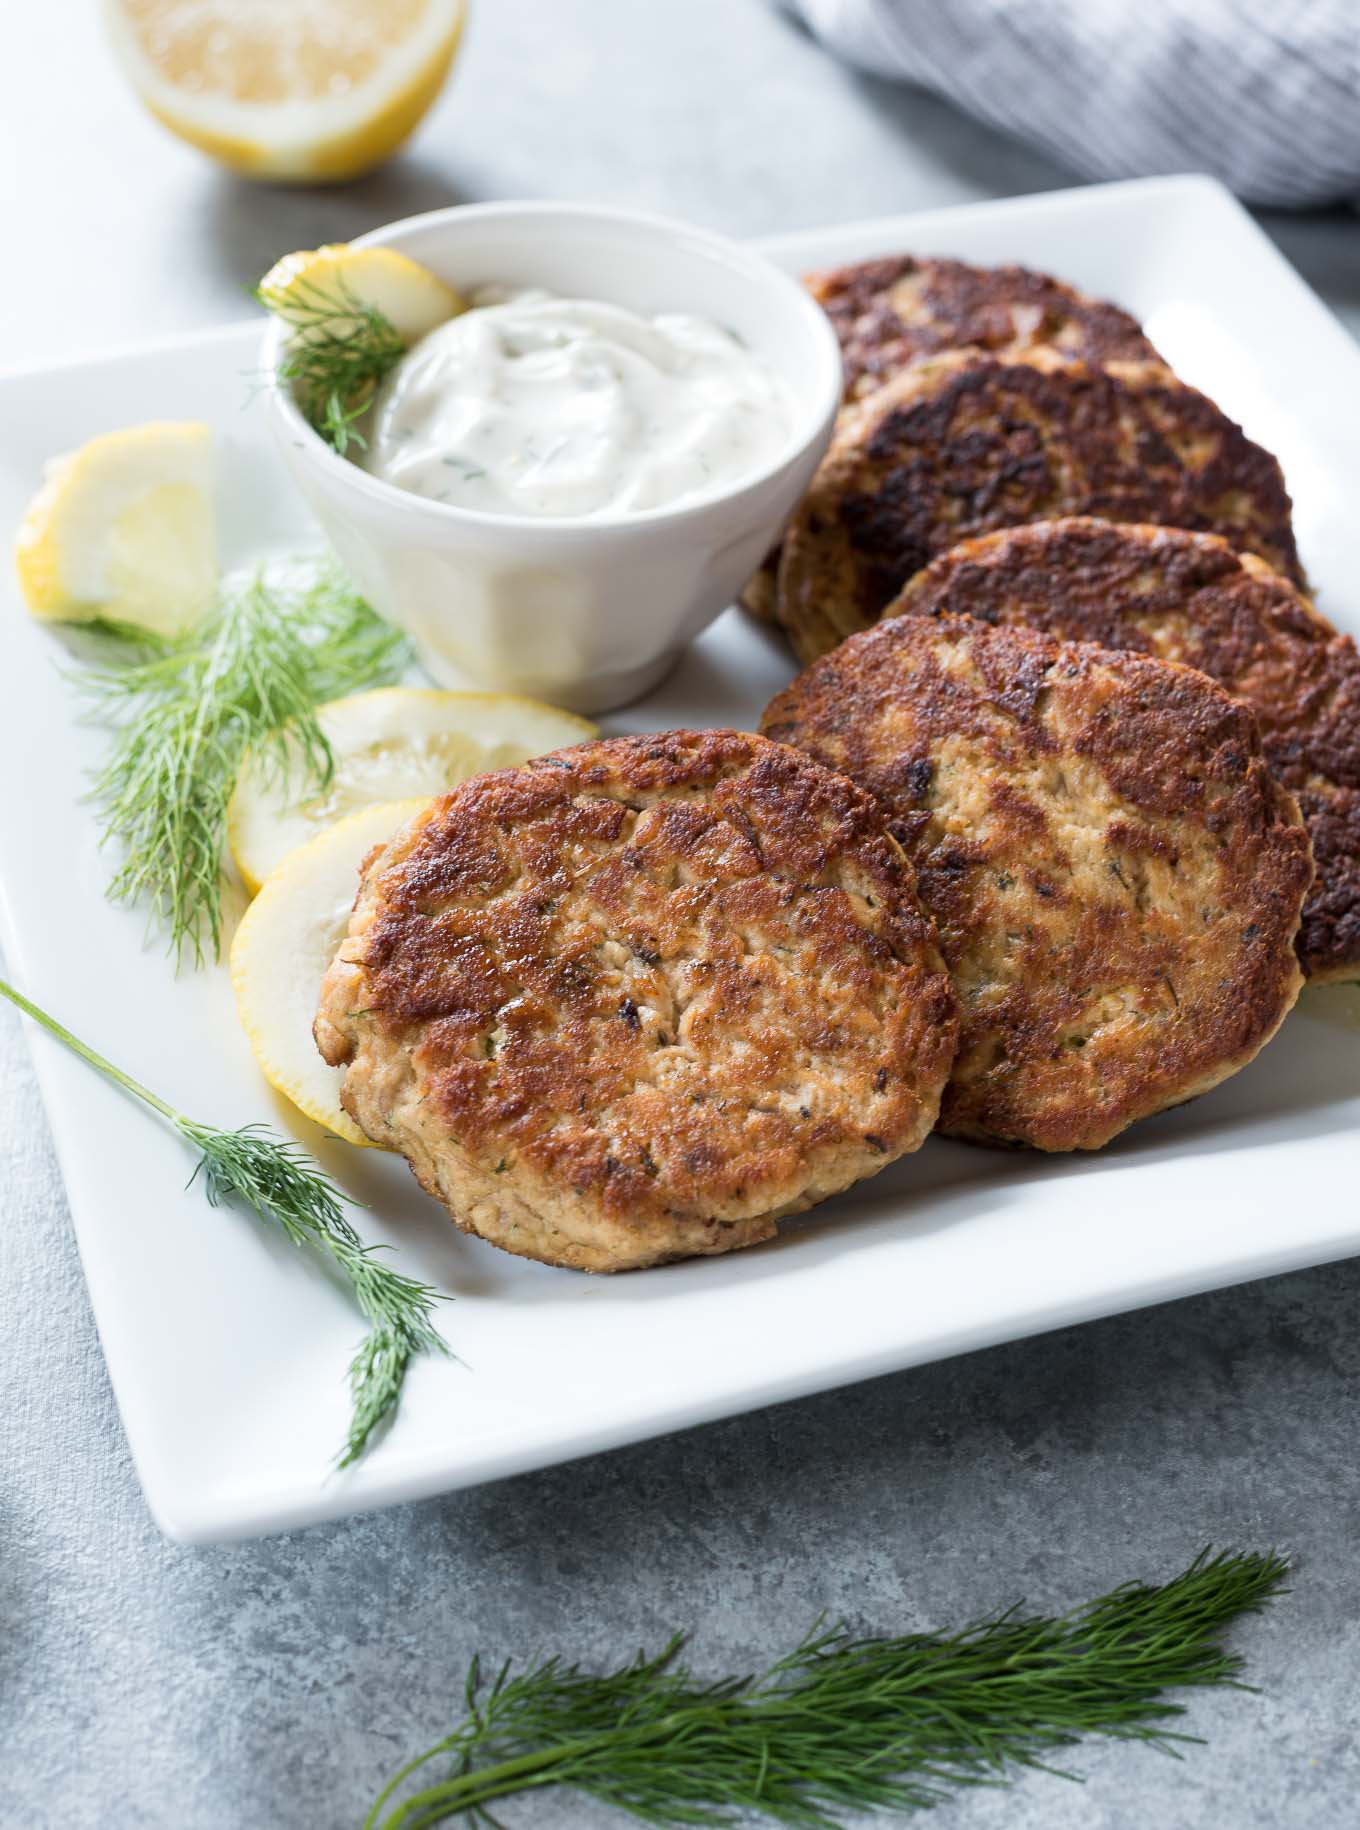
left=231, top=799, right=430, bottom=1146
left=228, top=687, right=597, bottom=893
left=258, top=244, right=463, bottom=348
left=14, top=421, right=215, bottom=636
left=105, top=0, right=466, bottom=185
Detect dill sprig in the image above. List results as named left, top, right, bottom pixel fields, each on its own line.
left=257, top=272, right=406, bottom=453
left=367, top=1548, right=1287, bottom=1828
left=76, top=559, right=409, bottom=968
left=0, top=975, right=451, bottom=1468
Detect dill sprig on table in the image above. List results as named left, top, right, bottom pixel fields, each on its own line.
left=0, top=975, right=450, bottom=1468
left=257, top=272, right=406, bottom=453
left=366, top=1548, right=1286, bottom=1828
left=75, top=560, right=409, bottom=969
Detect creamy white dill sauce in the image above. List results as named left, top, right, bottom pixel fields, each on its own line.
left=362, top=287, right=795, bottom=517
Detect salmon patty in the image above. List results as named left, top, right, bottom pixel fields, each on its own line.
left=774, top=349, right=1302, bottom=663
left=806, top=254, right=1159, bottom=402
left=887, top=519, right=1360, bottom=982
left=740, top=257, right=1159, bottom=624
left=315, top=729, right=959, bottom=1270
left=762, top=616, right=1311, bottom=1151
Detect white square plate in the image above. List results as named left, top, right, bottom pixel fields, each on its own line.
left=3, top=176, right=1358, bottom=1543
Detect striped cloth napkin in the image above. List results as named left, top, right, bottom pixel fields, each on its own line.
left=785, top=0, right=1360, bottom=207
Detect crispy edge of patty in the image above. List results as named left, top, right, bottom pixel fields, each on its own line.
left=804, top=254, right=1160, bottom=401
left=315, top=728, right=959, bottom=1271
left=761, top=615, right=1312, bottom=1151
left=886, top=518, right=1360, bottom=983
left=774, top=350, right=1303, bottom=665
left=738, top=554, right=780, bottom=623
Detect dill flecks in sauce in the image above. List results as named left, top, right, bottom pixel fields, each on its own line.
left=362, top=287, right=795, bottom=518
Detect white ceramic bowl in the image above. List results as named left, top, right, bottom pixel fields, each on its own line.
left=265, top=201, right=842, bottom=714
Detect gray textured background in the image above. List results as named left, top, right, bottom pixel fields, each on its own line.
left=2, top=4, right=1358, bottom=1827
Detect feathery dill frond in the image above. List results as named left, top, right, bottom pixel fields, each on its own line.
left=0, top=977, right=450, bottom=1466
left=366, top=1548, right=1288, bottom=1828
left=257, top=272, right=406, bottom=453
left=75, top=560, right=409, bottom=968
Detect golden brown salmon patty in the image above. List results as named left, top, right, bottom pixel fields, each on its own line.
left=806, top=254, right=1159, bottom=402
left=775, top=349, right=1303, bottom=663
left=761, top=616, right=1311, bottom=1152
left=739, top=258, right=1158, bottom=624
left=315, top=729, right=959, bottom=1271
left=887, top=519, right=1360, bottom=983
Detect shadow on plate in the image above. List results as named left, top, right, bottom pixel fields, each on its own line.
left=285, top=982, right=1360, bottom=1307
left=612, top=607, right=796, bottom=738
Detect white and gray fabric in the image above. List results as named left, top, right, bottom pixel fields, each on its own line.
left=784, top=0, right=1360, bottom=208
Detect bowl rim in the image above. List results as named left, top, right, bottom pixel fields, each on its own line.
left=264, top=198, right=843, bottom=537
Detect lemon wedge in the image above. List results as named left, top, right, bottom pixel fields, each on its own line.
left=105, top=0, right=466, bottom=184
left=231, top=799, right=429, bottom=1146
left=15, top=421, right=215, bottom=636
left=258, top=243, right=462, bottom=348
left=228, top=687, right=596, bottom=893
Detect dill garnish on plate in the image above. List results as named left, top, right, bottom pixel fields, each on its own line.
left=0, top=975, right=451, bottom=1468
left=75, top=557, right=410, bottom=968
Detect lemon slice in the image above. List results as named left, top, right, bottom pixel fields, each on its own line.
left=231, top=799, right=429, bottom=1146
left=259, top=244, right=463, bottom=348
left=228, top=687, right=597, bottom=893
left=105, top=0, right=466, bottom=184
left=15, top=421, right=215, bottom=636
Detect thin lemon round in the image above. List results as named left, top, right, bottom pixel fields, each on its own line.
left=105, top=0, right=466, bottom=185
left=231, top=799, right=431, bottom=1146
left=259, top=244, right=462, bottom=347
left=15, top=422, right=215, bottom=637
left=228, top=687, right=597, bottom=894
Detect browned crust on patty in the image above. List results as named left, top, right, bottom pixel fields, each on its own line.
left=887, top=519, right=1360, bottom=982
left=775, top=350, right=1303, bottom=664
left=315, top=729, right=959, bottom=1271
left=806, top=255, right=1159, bottom=401
left=761, top=617, right=1312, bottom=1151
left=741, top=257, right=1158, bottom=625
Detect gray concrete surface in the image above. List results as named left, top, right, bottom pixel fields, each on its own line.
left=1, top=4, right=1357, bottom=1826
